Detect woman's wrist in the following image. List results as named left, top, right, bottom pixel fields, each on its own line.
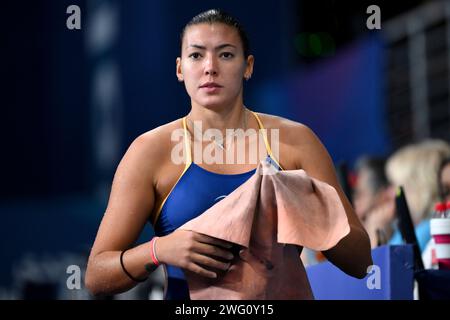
left=143, top=237, right=163, bottom=274
left=151, top=235, right=165, bottom=265
left=121, top=248, right=149, bottom=282
left=150, top=236, right=161, bottom=266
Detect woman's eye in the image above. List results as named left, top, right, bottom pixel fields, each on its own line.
left=189, top=53, right=202, bottom=60
left=220, top=52, right=234, bottom=59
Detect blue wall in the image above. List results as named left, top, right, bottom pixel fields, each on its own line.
left=253, top=34, right=391, bottom=166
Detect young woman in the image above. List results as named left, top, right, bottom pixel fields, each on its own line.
left=85, top=9, right=372, bottom=300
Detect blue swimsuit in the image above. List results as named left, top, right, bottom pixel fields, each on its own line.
left=151, top=111, right=283, bottom=300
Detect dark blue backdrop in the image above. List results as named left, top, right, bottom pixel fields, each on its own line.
left=1, top=0, right=392, bottom=292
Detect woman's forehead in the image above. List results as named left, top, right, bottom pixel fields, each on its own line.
left=183, top=23, right=240, bottom=48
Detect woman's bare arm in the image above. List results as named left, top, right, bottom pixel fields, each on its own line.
left=85, top=126, right=235, bottom=296
left=289, top=122, right=373, bottom=279
left=85, top=132, right=160, bottom=296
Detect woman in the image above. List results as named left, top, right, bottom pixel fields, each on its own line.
left=85, top=9, right=372, bottom=299
left=386, top=140, right=450, bottom=252
left=438, top=157, right=450, bottom=203
left=352, top=156, right=395, bottom=248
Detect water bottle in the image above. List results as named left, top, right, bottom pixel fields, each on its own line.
left=430, top=202, right=450, bottom=270
left=430, top=202, right=446, bottom=269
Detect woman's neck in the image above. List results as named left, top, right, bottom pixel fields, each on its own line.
left=187, top=101, right=248, bottom=132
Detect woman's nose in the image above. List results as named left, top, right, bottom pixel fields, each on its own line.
left=204, top=56, right=218, bottom=76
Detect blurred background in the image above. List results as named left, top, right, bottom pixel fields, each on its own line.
left=2, top=0, right=450, bottom=299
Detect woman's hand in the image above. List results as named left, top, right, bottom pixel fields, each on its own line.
left=156, top=230, right=235, bottom=278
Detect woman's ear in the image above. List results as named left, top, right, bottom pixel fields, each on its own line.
left=244, top=55, right=254, bottom=80
left=176, top=57, right=183, bottom=82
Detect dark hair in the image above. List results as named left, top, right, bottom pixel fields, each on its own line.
left=355, top=156, right=390, bottom=193
left=180, top=9, right=250, bottom=58
left=438, top=157, right=450, bottom=200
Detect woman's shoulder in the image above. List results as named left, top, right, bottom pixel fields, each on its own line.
left=253, top=112, right=324, bottom=170
left=122, top=118, right=184, bottom=170
left=254, top=111, right=308, bottom=129
left=254, top=111, right=317, bottom=146
left=133, top=118, right=183, bottom=150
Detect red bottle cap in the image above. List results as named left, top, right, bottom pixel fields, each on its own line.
left=435, top=202, right=446, bottom=212
left=446, top=201, right=450, bottom=210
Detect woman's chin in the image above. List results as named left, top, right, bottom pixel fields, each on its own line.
left=193, top=95, right=240, bottom=110
left=194, top=98, right=228, bottom=109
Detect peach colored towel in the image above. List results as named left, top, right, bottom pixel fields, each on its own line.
left=179, top=161, right=350, bottom=299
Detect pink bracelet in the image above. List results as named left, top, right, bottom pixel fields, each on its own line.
left=150, top=237, right=160, bottom=266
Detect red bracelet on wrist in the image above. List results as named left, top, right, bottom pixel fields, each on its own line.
left=150, top=237, right=160, bottom=266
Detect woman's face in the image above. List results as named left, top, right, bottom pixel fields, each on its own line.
left=177, top=23, right=254, bottom=109
left=441, top=163, right=450, bottom=202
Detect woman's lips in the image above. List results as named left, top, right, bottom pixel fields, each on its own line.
left=200, top=85, right=222, bottom=93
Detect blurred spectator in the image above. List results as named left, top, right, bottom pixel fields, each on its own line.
left=353, top=156, right=395, bottom=248
left=386, top=140, right=450, bottom=252
left=422, top=156, right=450, bottom=270
left=438, top=157, right=450, bottom=203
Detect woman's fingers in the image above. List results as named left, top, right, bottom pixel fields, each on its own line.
left=194, top=233, right=233, bottom=249
left=161, top=231, right=236, bottom=278
left=191, top=253, right=231, bottom=272
left=187, top=262, right=218, bottom=279
left=194, top=242, right=234, bottom=260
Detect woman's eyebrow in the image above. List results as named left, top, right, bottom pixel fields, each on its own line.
left=187, top=44, right=237, bottom=50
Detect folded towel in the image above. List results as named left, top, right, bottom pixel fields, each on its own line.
left=179, top=161, right=350, bottom=299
